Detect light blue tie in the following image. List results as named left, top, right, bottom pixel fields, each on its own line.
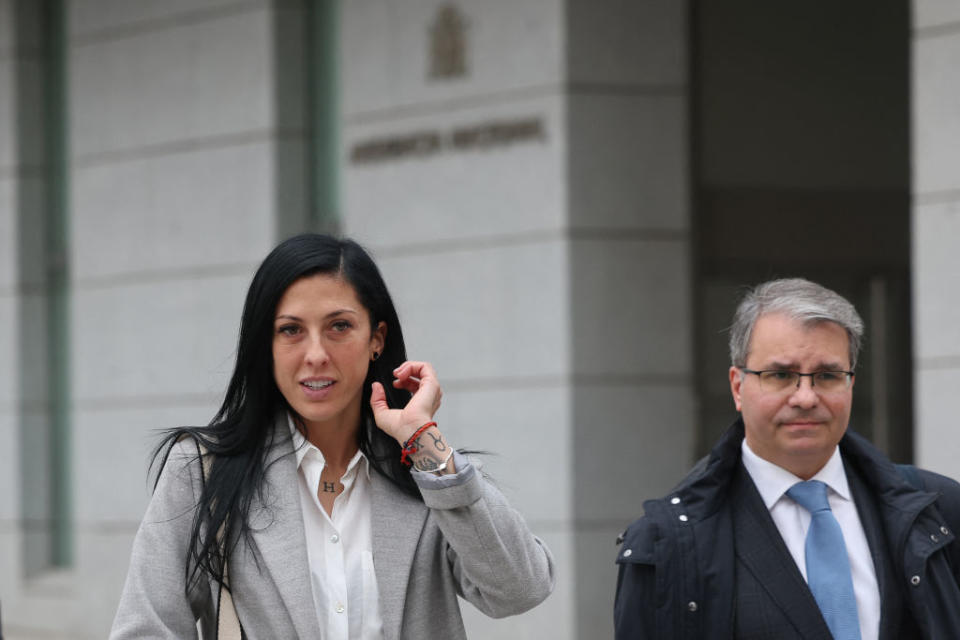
left=786, top=480, right=861, bottom=640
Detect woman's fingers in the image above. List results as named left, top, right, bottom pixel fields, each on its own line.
left=393, top=360, right=437, bottom=383
left=371, top=361, right=444, bottom=444
left=392, top=362, right=428, bottom=392
left=398, top=361, right=440, bottom=408
left=370, top=381, right=390, bottom=417
left=370, top=381, right=406, bottom=440
left=392, top=376, right=421, bottom=393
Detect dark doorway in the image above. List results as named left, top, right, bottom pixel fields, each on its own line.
left=692, top=1, right=913, bottom=461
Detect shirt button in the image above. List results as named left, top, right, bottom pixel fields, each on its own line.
left=330, top=534, right=340, bottom=543
left=678, top=514, right=689, bottom=522
left=622, top=549, right=633, bottom=558
left=671, top=497, right=681, bottom=505
left=931, top=534, right=939, bottom=542
left=687, top=601, right=698, bottom=612
left=336, top=603, right=345, bottom=613
left=910, top=575, right=921, bottom=586
left=941, top=526, right=950, bottom=535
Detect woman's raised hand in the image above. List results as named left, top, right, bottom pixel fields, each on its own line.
left=371, top=360, right=456, bottom=475
left=370, top=360, right=443, bottom=445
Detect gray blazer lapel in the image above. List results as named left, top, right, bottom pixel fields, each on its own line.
left=245, top=428, right=323, bottom=639
left=731, top=464, right=834, bottom=639
left=371, top=472, right=429, bottom=640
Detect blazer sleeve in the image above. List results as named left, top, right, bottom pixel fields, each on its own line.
left=412, top=454, right=556, bottom=618
left=110, top=439, right=211, bottom=639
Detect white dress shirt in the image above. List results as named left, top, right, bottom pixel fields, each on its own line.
left=740, top=439, right=880, bottom=640
left=289, top=416, right=384, bottom=640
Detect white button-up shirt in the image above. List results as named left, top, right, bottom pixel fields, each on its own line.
left=289, top=416, right=384, bottom=640
left=741, top=439, right=880, bottom=640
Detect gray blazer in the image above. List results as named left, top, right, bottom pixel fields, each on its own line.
left=111, top=427, right=555, bottom=639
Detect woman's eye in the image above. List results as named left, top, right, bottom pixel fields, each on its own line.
left=331, top=320, right=352, bottom=332
left=277, top=325, right=300, bottom=336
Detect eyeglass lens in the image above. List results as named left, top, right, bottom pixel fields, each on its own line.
left=757, top=371, right=850, bottom=392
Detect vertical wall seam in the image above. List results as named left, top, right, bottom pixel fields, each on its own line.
left=308, top=0, right=340, bottom=234
left=45, top=0, right=72, bottom=567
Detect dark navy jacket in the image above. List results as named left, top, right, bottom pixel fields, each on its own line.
left=614, top=419, right=960, bottom=639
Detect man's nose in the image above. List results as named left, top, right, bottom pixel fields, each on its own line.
left=787, top=376, right=819, bottom=408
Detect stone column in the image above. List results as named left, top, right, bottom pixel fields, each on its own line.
left=912, top=2, right=960, bottom=473
left=341, top=1, right=573, bottom=635
left=340, top=2, right=691, bottom=637
left=566, top=1, right=691, bottom=636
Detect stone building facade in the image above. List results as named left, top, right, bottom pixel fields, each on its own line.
left=0, top=1, right=957, bottom=638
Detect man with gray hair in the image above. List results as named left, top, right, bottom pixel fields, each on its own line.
left=614, top=278, right=960, bottom=639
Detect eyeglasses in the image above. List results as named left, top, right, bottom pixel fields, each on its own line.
left=740, top=368, right=854, bottom=393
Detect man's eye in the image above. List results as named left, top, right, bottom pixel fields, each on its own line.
left=817, top=372, right=842, bottom=382
left=769, top=371, right=793, bottom=380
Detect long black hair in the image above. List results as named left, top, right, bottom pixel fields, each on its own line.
left=152, top=233, right=418, bottom=594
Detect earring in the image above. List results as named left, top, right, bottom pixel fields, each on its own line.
left=372, top=352, right=380, bottom=361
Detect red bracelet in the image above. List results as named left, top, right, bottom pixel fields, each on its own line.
left=400, top=421, right=437, bottom=467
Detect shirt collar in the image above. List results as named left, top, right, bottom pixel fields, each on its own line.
left=740, top=438, right=851, bottom=510
left=286, top=412, right=370, bottom=480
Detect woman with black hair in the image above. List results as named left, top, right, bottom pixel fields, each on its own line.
left=110, top=234, right=554, bottom=639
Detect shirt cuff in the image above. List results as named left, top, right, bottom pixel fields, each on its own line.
left=412, top=451, right=483, bottom=508
left=411, top=450, right=472, bottom=486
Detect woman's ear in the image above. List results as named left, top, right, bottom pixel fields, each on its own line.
left=370, top=321, right=387, bottom=358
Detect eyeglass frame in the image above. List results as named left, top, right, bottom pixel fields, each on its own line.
left=739, top=367, right=855, bottom=391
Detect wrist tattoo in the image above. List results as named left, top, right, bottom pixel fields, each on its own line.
left=407, top=427, right=453, bottom=473
left=427, top=431, right=447, bottom=451
left=413, top=454, right=443, bottom=472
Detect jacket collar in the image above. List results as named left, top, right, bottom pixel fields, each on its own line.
left=245, top=415, right=324, bottom=639
left=839, top=428, right=938, bottom=514
left=667, top=419, right=744, bottom=519
left=243, top=415, right=431, bottom=640
left=674, top=417, right=938, bottom=523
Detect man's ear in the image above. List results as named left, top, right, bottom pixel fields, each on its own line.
left=729, top=366, right=743, bottom=412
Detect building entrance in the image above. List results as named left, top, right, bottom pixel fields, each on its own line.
left=692, top=1, right=913, bottom=461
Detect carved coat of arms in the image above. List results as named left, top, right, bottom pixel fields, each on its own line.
left=429, top=4, right=468, bottom=79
